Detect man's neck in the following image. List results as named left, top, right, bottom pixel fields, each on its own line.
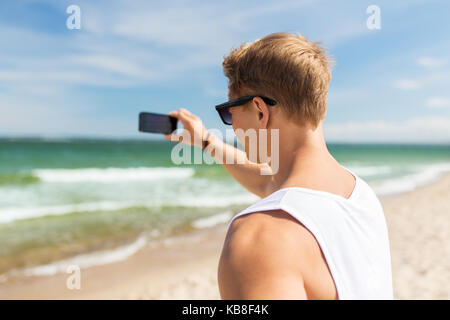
left=271, top=122, right=334, bottom=190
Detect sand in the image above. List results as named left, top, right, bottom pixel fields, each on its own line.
left=0, top=173, right=449, bottom=300
left=383, top=174, right=450, bottom=299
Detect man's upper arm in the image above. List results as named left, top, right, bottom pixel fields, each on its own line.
left=218, top=210, right=308, bottom=300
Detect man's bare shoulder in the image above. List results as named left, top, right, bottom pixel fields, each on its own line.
left=226, top=210, right=316, bottom=248
left=218, top=210, right=317, bottom=299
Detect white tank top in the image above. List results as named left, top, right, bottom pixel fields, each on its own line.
left=227, top=167, right=393, bottom=300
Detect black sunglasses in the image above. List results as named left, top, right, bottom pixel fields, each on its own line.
left=215, top=95, right=277, bottom=125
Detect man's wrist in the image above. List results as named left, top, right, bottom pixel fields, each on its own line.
left=202, top=132, right=220, bottom=155
left=202, top=131, right=211, bottom=151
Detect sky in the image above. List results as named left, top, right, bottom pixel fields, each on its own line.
left=0, top=0, right=449, bottom=143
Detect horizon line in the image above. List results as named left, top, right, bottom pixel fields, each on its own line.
left=0, top=135, right=449, bottom=146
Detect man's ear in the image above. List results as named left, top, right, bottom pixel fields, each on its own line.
left=252, top=97, right=270, bottom=129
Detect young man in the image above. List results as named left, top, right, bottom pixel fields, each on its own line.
left=165, top=32, right=393, bottom=299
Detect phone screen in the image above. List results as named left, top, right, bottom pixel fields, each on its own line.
left=139, top=112, right=178, bottom=134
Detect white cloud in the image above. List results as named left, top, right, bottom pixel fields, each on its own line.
left=69, top=54, right=147, bottom=78
left=82, top=0, right=314, bottom=47
left=0, top=0, right=375, bottom=93
left=392, top=79, right=420, bottom=90
left=324, top=116, right=450, bottom=143
left=0, top=69, right=139, bottom=87
left=0, top=0, right=412, bottom=92
left=427, top=97, right=450, bottom=108
left=417, top=57, right=447, bottom=68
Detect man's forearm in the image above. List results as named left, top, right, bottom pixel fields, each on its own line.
left=205, top=134, right=273, bottom=198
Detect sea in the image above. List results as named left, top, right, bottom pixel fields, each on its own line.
left=0, top=138, right=449, bottom=280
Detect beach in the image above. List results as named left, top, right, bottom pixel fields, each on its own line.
left=0, top=172, right=449, bottom=300
left=1, top=0, right=450, bottom=302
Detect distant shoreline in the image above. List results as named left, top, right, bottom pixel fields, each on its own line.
left=0, top=135, right=449, bottom=145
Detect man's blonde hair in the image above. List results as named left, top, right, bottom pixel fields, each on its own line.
left=222, top=32, right=333, bottom=129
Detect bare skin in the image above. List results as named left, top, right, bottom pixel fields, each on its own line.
left=165, top=96, right=356, bottom=299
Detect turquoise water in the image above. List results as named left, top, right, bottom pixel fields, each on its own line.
left=0, top=138, right=449, bottom=277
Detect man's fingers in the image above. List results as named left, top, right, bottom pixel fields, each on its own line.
left=170, top=108, right=199, bottom=123
left=164, top=133, right=182, bottom=142
left=167, top=109, right=203, bottom=140
left=175, top=110, right=194, bottom=124
left=179, top=108, right=191, bottom=115
left=168, top=110, right=178, bottom=117
left=179, top=108, right=197, bottom=120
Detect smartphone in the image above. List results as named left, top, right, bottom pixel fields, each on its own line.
left=139, top=112, right=178, bottom=134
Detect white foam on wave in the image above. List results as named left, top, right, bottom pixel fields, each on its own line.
left=372, top=162, right=450, bottom=196
left=0, top=194, right=258, bottom=224
left=178, top=194, right=258, bottom=208
left=191, top=211, right=233, bottom=229
left=10, top=234, right=149, bottom=278
left=346, top=165, right=392, bottom=177
left=0, top=201, right=137, bottom=224
left=2, top=161, right=449, bottom=223
left=33, top=167, right=195, bottom=183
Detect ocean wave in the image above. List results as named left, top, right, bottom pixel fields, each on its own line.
left=372, top=162, right=450, bottom=196
left=178, top=194, right=258, bottom=208
left=0, top=194, right=258, bottom=224
left=32, top=167, right=195, bottom=183
left=191, top=211, right=233, bottom=229
left=0, top=173, right=40, bottom=186
left=346, top=165, right=392, bottom=177
left=0, top=201, right=138, bottom=224
left=3, top=162, right=449, bottom=223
